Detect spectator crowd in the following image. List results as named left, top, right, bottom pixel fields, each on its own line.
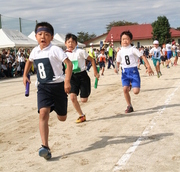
left=0, top=48, right=36, bottom=79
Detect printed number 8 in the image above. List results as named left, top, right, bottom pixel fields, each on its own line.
left=38, top=63, right=46, bottom=79
left=125, top=55, right=130, bottom=65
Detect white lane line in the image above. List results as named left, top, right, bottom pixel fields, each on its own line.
left=113, top=82, right=180, bottom=171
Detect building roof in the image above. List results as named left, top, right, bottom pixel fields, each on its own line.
left=105, top=24, right=180, bottom=42
left=84, top=33, right=108, bottom=46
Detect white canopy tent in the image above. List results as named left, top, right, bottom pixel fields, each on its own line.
left=54, top=33, right=86, bottom=48
left=28, top=31, right=65, bottom=47
left=0, top=28, right=38, bottom=48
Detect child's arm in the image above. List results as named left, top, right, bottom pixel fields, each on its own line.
left=141, top=55, right=154, bottom=75
left=87, top=56, right=100, bottom=79
left=114, top=62, right=120, bottom=73
left=63, top=58, right=73, bottom=93
left=23, top=59, right=33, bottom=86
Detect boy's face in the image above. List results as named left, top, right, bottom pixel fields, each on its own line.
left=154, top=44, right=159, bottom=48
left=100, top=50, right=105, bottom=54
left=65, top=38, right=77, bottom=51
left=35, top=27, right=53, bottom=49
left=121, top=34, right=131, bottom=47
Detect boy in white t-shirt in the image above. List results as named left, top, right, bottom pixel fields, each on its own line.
left=166, top=40, right=173, bottom=68
left=149, top=40, right=162, bottom=78
left=172, top=40, right=178, bottom=65
left=23, top=22, right=72, bottom=160
left=115, top=30, right=154, bottom=113
left=65, top=33, right=100, bottom=123
left=97, top=48, right=106, bottom=75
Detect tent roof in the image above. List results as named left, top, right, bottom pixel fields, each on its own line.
left=54, top=33, right=86, bottom=48
left=0, top=28, right=37, bottom=48
left=28, top=31, right=65, bottom=47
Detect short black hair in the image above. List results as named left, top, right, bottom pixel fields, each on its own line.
left=35, top=22, right=54, bottom=36
left=65, top=33, right=77, bottom=44
left=120, top=30, right=133, bottom=41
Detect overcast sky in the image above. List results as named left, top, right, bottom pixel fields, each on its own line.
left=0, top=0, right=180, bottom=36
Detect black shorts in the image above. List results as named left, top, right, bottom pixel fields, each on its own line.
left=161, top=56, right=167, bottom=62
left=99, top=61, right=105, bottom=68
left=70, top=70, right=91, bottom=98
left=37, top=82, right=67, bottom=116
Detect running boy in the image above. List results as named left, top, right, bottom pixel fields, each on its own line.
left=65, top=33, right=99, bottom=123
left=23, top=22, right=72, bottom=160
left=149, top=40, right=162, bottom=78
left=98, top=48, right=106, bottom=75
left=166, top=39, right=173, bottom=68
left=161, top=43, right=167, bottom=67
left=115, top=30, right=154, bottom=113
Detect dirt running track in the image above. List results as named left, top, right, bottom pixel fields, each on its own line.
left=0, top=58, right=180, bottom=172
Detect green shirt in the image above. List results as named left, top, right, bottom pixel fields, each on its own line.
left=108, top=47, right=113, bottom=57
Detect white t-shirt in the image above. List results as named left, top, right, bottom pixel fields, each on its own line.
left=29, top=43, right=67, bottom=83
left=166, top=43, right=172, bottom=52
left=177, top=46, right=179, bottom=53
left=18, top=55, right=25, bottom=63
left=65, top=48, right=88, bottom=72
left=162, top=47, right=166, bottom=56
left=172, top=45, right=177, bottom=52
left=97, top=53, right=106, bottom=62
left=116, top=45, right=141, bottom=68
left=140, top=49, right=144, bottom=56
left=150, top=47, right=161, bottom=59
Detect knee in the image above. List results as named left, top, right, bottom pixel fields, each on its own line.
left=81, top=98, right=88, bottom=103
left=123, top=87, right=129, bottom=93
left=70, top=94, right=77, bottom=103
left=133, top=89, right=140, bottom=94
left=57, top=115, right=67, bottom=121
left=39, top=111, right=49, bottom=121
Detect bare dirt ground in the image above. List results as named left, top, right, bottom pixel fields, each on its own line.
left=0, top=58, right=180, bottom=172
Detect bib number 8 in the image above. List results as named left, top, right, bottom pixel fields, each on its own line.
left=125, top=55, right=130, bottom=65
left=38, top=63, right=46, bottom=79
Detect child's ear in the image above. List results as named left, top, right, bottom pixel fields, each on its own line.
left=51, top=36, right=54, bottom=41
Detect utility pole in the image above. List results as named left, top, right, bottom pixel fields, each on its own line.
left=0, top=14, right=2, bottom=29
left=19, top=17, right=22, bottom=32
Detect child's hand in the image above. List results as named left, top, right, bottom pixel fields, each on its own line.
left=94, top=73, right=100, bottom=80
left=23, top=75, right=31, bottom=87
left=146, top=67, right=154, bottom=76
left=64, top=80, right=71, bottom=94
left=114, top=69, right=118, bottom=73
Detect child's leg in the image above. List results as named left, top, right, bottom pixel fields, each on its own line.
left=132, top=87, right=140, bottom=94
left=39, top=107, right=50, bottom=147
left=70, top=93, right=84, bottom=117
left=57, top=115, right=67, bottom=121
left=123, top=86, right=131, bottom=106
left=155, top=66, right=158, bottom=74
left=174, top=56, right=177, bottom=65
left=156, top=61, right=160, bottom=72
left=101, top=67, right=104, bottom=75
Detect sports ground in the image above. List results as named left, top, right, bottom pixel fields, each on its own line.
left=0, top=58, right=180, bottom=172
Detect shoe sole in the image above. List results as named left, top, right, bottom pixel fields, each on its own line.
left=39, top=148, right=52, bottom=160
left=76, top=119, right=86, bottom=123
left=39, top=148, right=48, bottom=157
left=125, top=110, right=134, bottom=113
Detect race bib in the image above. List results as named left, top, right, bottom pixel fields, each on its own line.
left=72, top=60, right=81, bottom=72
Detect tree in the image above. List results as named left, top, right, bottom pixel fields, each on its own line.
left=151, top=16, right=171, bottom=45
left=77, top=31, right=96, bottom=43
left=176, top=27, right=180, bottom=31
left=106, top=20, right=138, bottom=32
